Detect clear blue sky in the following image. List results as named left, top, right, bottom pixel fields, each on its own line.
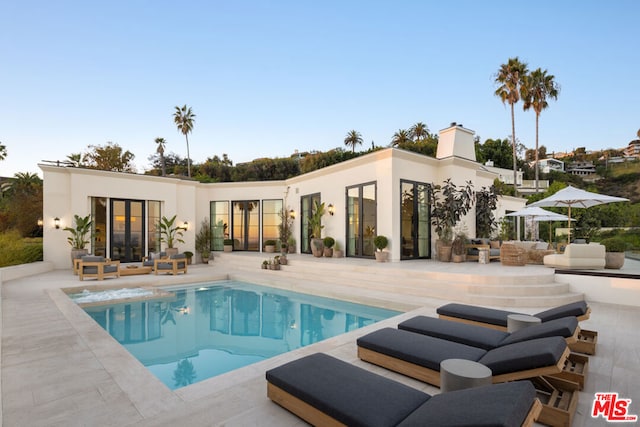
left=1, top=1, right=639, bottom=177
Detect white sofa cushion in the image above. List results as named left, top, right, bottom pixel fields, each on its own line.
left=543, top=243, right=605, bottom=269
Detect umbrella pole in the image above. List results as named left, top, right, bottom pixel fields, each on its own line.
left=567, top=205, right=572, bottom=242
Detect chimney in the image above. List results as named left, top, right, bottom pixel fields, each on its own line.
left=436, top=123, right=476, bottom=161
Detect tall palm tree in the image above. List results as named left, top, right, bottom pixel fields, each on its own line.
left=155, top=137, right=167, bottom=176
left=494, top=57, right=528, bottom=193
left=343, top=130, right=363, bottom=153
left=0, top=142, right=6, bottom=161
left=522, top=68, right=560, bottom=193
left=391, top=129, right=412, bottom=146
left=409, top=122, right=430, bottom=142
left=173, top=105, right=196, bottom=177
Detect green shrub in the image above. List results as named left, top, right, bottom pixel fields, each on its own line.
left=323, top=237, right=335, bottom=248
left=0, top=232, right=43, bottom=267
left=600, top=237, right=627, bottom=252
left=373, top=235, right=388, bottom=251
left=264, top=239, right=276, bottom=246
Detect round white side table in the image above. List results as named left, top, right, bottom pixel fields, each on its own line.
left=440, top=358, right=492, bottom=392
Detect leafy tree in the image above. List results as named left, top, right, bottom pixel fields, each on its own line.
left=522, top=68, right=560, bottom=193
left=409, top=122, right=430, bottom=142
left=475, top=185, right=500, bottom=238
left=476, top=138, right=513, bottom=169
left=344, top=130, right=363, bottom=153
left=155, top=137, right=167, bottom=176
left=0, top=142, right=7, bottom=161
left=173, top=105, right=196, bottom=177
left=82, top=142, right=136, bottom=172
left=494, top=57, right=528, bottom=193
left=0, top=172, right=43, bottom=237
left=391, top=129, right=412, bottom=146
left=66, top=153, right=84, bottom=167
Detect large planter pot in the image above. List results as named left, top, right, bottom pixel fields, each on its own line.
left=265, top=245, right=275, bottom=253
left=223, top=245, right=233, bottom=252
left=165, top=247, right=179, bottom=257
left=605, top=252, right=625, bottom=269
left=333, top=249, right=344, bottom=258
left=451, top=253, right=465, bottom=263
left=311, top=238, right=324, bottom=257
left=323, top=247, right=333, bottom=257
left=438, top=245, right=452, bottom=262
left=374, top=251, right=387, bottom=262
left=70, top=248, right=88, bottom=268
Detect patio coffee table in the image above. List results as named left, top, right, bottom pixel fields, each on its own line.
left=119, top=266, right=152, bottom=276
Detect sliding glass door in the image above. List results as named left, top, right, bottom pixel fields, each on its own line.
left=400, top=180, right=430, bottom=259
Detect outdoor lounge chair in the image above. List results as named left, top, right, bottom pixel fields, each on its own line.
left=78, top=255, right=120, bottom=281
left=436, top=301, right=591, bottom=331
left=398, top=315, right=580, bottom=350
left=356, top=329, right=578, bottom=388
left=154, top=253, right=187, bottom=275
left=266, top=352, right=542, bottom=427
left=142, top=251, right=166, bottom=269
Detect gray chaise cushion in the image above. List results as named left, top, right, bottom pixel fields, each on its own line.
left=535, top=301, right=587, bottom=322
left=357, top=328, right=486, bottom=370
left=398, top=316, right=508, bottom=350
left=499, top=316, right=578, bottom=346
left=397, top=381, right=536, bottom=427
left=437, top=303, right=513, bottom=327
left=478, top=336, right=566, bottom=376
left=266, top=353, right=429, bottom=427
left=438, top=301, right=588, bottom=327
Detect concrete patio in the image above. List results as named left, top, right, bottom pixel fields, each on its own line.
left=1, top=255, right=640, bottom=426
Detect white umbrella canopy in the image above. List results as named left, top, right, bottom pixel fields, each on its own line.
left=529, top=185, right=629, bottom=241
left=506, top=206, right=570, bottom=241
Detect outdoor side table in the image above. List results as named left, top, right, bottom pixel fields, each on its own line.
left=478, top=248, right=490, bottom=264
left=507, top=314, right=541, bottom=333
left=440, top=358, right=492, bottom=392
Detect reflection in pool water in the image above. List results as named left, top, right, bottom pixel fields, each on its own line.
left=80, top=281, right=400, bottom=389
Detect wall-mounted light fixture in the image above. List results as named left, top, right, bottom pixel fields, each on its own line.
left=54, top=217, right=60, bottom=229
left=328, top=204, right=335, bottom=216
left=182, top=221, right=189, bottom=231
left=289, top=209, right=296, bottom=219
left=37, top=218, right=43, bottom=227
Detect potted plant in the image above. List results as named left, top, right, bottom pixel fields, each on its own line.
left=261, top=260, right=268, bottom=269
left=430, top=179, right=474, bottom=262
left=451, top=234, right=467, bottom=263
left=279, top=253, right=288, bottom=265
left=333, top=241, right=344, bottom=258
left=308, top=201, right=326, bottom=257
left=183, top=251, right=194, bottom=265
left=158, top=215, right=185, bottom=256
left=475, top=185, right=500, bottom=238
left=323, top=237, right=335, bottom=257
left=287, top=236, right=296, bottom=254
left=64, top=214, right=92, bottom=268
left=278, top=206, right=294, bottom=253
left=264, top=239, right=276, bottom=253
left=195, top=218, right=212, bottom=263
left=273, top=256, right=281, bottom=270
left=223, top=238, right=234, bottom=252
left=601, top=237, right=626, bottom=269
left=373, top=235, right=388, bottom=262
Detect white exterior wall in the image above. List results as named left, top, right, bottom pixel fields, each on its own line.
left=42, top=146, right=526, bottom=268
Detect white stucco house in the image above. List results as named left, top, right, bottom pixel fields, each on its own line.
left=41, top=124, right=525, bottom=268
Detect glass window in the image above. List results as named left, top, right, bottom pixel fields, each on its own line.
left=147, top=201, right=161, bottom=254
left=91, top=197, right=107, bottom=257
left=262, top=200, right=283, bottom=249
left=210, top=201, right=230, bottom=251
left=346, top=183, right=376, bottom=257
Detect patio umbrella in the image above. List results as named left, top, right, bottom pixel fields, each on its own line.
left=531, top=212, right=573, bottom=243
left=528, top=185, right=629, bottom=241
left=506, top=206, right=568, bottom=241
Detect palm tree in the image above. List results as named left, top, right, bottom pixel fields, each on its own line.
left=409, top=122, right=430, bottom=142
left=522, top=68, right=560, bottom=193
left=391, top=129, right=412, bottom=146
left=155, top=137, right=167, bottom=176
left=0, top=142, right=6, bottom=161
left=494, top=57, right=528, bottom=193
left=343, top=130, right=363, bottom=153
left=173, top=105, right=196, bottom=177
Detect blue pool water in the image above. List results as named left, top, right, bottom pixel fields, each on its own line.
left=76, top=281, right=401, bottom=390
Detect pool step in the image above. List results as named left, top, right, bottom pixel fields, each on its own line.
left=213, top=253, right=584, bottom=308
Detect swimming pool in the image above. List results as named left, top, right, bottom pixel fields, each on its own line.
left=76, top=281, right=401, bottom=390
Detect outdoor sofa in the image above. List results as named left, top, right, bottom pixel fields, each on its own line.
left=266, top=352, right=542, bottom=427
left=142, top=251, right=166, bottom=269
left=78, top=255, right=120, bottom=281
left=466, top=238, right=501, bottom=261
left=543, top=242, right=605, bottom=269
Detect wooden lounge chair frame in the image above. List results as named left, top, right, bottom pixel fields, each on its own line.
left=78, top=258, right=120, bottom=281
left=154, top=257, right=187, bottom=275
left=268, top=382, right=542, bottom=427
left=357, top=345, right=572, bottom=387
